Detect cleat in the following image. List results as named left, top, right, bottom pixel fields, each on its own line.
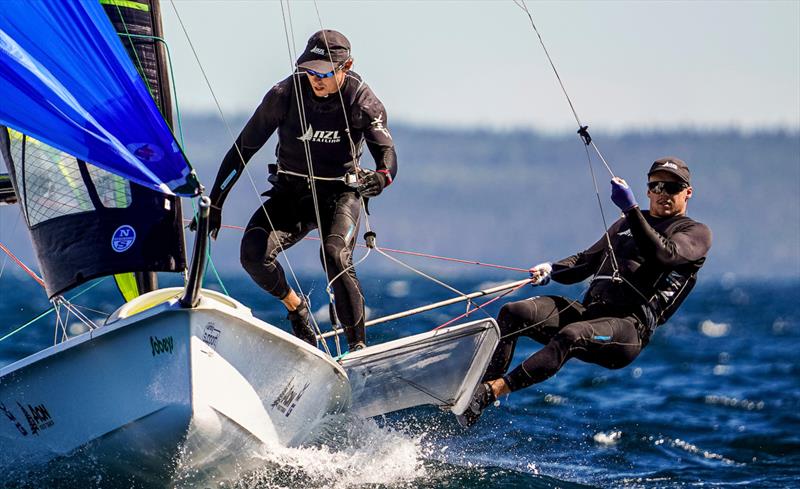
left=455, top=382, right=496, bottom=428
left=287, top=300, right=316, bottom=345
left=350, top=341, right=366, bottom=352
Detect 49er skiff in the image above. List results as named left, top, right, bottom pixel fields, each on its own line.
left=0, top=1, right=502, bottom=483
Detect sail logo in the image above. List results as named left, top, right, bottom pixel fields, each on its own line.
left=310, top=46, right=326, bottom=56
left=127, top=142, right=164, bottom=163
left=150, top=335, right=174, bottom=356
left=297, top=126, right=341, bottom=144
left=111, top=225, right=136, bottom=252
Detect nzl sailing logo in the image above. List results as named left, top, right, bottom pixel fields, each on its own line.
left=111, top=225, right=136, bottom=252
left=297, top=125, right=341, bottom=144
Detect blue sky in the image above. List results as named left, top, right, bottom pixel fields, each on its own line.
left=161, top=0, right=800, bottom=132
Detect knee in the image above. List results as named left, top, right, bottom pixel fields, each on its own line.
left=497, top=301, right=528, bottom=334
left=554, top=323, right=586, bottom=346
left=321, top=235, right=348, bottom=267
left=497, top=303, right=517, bottom=327
left=240, top=229, right=271, bottom=271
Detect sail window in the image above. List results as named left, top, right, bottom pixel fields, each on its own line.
left=3, top=129, right=132, bottom=227
left=9, top=131, right=94, bottom=226
left=87, top=164, right=132, bottom=209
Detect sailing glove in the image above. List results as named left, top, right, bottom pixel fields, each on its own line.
left=529, top=262, right=552, bottom=286
left=610, top=177, right=638, bottom=211
left=357, top=170, right=387, bottom=198
left=189, top=204, right=222, bottom=239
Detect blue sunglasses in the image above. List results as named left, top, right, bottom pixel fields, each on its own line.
left=303, top=59, right=349, bottom=79
left=305, top=68, right=337, bottom=79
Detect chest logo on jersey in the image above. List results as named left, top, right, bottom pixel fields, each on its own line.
left=617, top=229, right=633, bottom=237
left=297, top=125, right=341, bottom=144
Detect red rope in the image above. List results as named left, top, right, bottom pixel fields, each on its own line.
left=0, top=241, right=45, bottom=288
left=432, top=280, right=530, bottom=330
left=195, top=221, right=529, bottom=273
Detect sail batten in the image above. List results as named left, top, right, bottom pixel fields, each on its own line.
left=0, top=0, right=198, bottom=196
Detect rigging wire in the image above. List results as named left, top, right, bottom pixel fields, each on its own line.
left=0, top=278, right=108, bottom=343
left=201, top=221, right=531, bottom=273
left=108, top=9, right=227, bottom=293
left=308, top=0, right=495, bottom=329
left=166, top=1, right=331, bottom=355
left=513, top=0, right=623, bottom=279
left=433, top=280, right=530, bottom=330
left=279, top=0, right=338, bottom=355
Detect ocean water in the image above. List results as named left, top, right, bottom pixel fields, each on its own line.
left=0, top=272, right=798, bottom=488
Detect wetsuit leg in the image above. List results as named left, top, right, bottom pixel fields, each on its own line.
left=240, top=195, right=313, bottom=299
left=318, top=191, right=365, bottom=347
left=503, top=315, right=642, bottom=392
left=483, top=296, right=585, bottom=382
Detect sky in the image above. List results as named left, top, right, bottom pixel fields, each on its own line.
left=160, top=0, right=800, bottom=132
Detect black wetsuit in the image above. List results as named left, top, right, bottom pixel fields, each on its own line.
left=485, top=207, right=712, bottom=391
left=208, top=71, right=397, bottom=346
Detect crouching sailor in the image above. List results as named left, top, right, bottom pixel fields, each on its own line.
left=458, top=157, right=711, bottom=427
left=196, top=30, right=397, bottom=350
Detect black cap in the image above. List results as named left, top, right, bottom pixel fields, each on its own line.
left=296, top=30, right=351, bottom=73
left=648, top=157, right=691, bottom=184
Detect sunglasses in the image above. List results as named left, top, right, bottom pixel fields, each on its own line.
left=303, top=59, right=349, bottom=79
left=647, top=181, right=688, bottom=195
left=305, top=68, right=337, bottom=79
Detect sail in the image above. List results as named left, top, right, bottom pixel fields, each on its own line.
left=102, top=0, right=182, bottom=298
left=0, top=128, right=187, bottom=299
left=0, top=0, right=199, bottom=196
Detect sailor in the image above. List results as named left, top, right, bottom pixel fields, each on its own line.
left=199, top=30, right=397, bottom=350
left=458, top=157, right=711, bottom=427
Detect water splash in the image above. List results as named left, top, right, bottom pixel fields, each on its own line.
left=229, top=414, right=431, bottom=489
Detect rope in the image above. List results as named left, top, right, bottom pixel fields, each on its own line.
left=433, top=280, right=528, bottom=330
left=0, top=278, right=107, bottom=343
left=0, top=211, right=24, bottom=282
left=167, top=1, right=330, bottom=355
left=310, top=0, right=375, bottom=236
left=202, top=221, right=531, bottom=274
left=513, top=0, right=624, bottom=280
left=0, top=241, right=44, bottom=288
left=279, top=0, right=338, bottom=355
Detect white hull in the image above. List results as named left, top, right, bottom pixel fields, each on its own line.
left=0, top=288, right=350, bottom=484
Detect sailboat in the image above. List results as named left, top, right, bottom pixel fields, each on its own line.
left=0, top=1, right=501, bottom=482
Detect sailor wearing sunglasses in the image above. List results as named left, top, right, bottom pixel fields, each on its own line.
left=202, top=30, right=397, bottom=351
left=457, top=157, right=712, bottom=428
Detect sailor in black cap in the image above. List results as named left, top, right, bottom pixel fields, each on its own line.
left=457, top=157, right=711, bottom=427
left=199, top=30, right=397, bottom=351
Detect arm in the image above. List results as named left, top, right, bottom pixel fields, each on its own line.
left=624, top=208, right=712, bottom=266
left=551, top=233, right=610, bottom=284
left=357, top=91, right=397, bottom=184
left=208, top=83, right=288, bottom=208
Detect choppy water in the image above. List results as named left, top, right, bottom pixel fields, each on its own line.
left=1, top=272, right=798, bottom=488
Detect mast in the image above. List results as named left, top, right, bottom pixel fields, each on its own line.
left=102, top=0, right=183, bottom=296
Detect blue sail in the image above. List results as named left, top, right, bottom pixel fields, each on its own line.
left=0, top=0, right=199, bottom=196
